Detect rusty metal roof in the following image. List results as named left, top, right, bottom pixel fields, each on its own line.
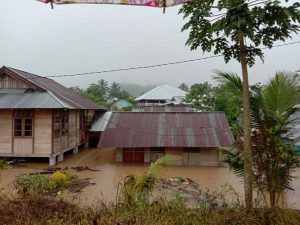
left=98, top=112, right=234, bottom=148
left=1, top=67, right=106, bottom=110
left=134, top=106, right=195, bottom=112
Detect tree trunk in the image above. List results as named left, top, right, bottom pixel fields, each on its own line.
left=270, top=190, right=276, bottom=208
left=238, top=29, right=253, bottom=210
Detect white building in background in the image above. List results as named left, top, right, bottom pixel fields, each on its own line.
left=135, top=84, right=187, bottom=107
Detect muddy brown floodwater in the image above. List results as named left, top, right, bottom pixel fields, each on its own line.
left=1, top=148, right=300, bottom=209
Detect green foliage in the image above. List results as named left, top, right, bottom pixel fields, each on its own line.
left=15, top=173, right=49, bottom=194
left=178, top=82, right=189, bottom=92
left=219, top=71, right=300, bottom=207
left=15, top=171, right=76, bottom=194
left=0, top=160, right=11, bottom=169
left=2, top=196, right=300, bottom=225
left=179, top=0, right=300, bottom=67
left=184, top=82, right=215, bottom=111
left=70, top=79, right=134, bottom=108
left=121, top=156, right=170, bottom=206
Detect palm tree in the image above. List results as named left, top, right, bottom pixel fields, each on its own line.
left=215, top=71, right=300, bottom=208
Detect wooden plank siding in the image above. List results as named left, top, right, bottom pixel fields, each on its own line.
left=13, top=138, right=33, bottom=155
left=0, top=110, right=13, bottom=153
left=53, top=109, right=83, bottom=154
left=34, top=110, right=52, bottom=154
left=69, top=110, right=76, bottom=147
left=0, top=108, right=90, bottom=157
left=0, top=73, right=31, bottom=89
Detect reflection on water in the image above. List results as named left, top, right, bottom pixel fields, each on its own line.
left=1, top=148, right=299, bottom=209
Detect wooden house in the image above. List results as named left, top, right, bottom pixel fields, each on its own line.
left=0, top=66, right=106, bottom=165
left=98, top=111, right=234, bottom=166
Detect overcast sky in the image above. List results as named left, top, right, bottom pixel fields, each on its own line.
left=1, top=0, right=299, bottom=89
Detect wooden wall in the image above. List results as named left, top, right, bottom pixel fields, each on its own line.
left=53, top=109, right=85, bottom=154
left=0, top=109, right=91, bottom=157
left=0, top=74, right=31, bottom=89
left=0, top=110, right=12, bottom=153
left=34, top=110, right=52, bottom=154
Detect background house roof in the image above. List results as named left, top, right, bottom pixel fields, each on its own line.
left=135, top=84, right=187, bottom=101
left=98, top=112, right=234, bottom=148
left=0, top=66, right=106, bottom=110
left=133, top=106, right=195, bottom=112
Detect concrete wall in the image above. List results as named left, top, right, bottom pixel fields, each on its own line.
left=118, top=147, right=221, bottom=166
left=116, top=148, right=123, bottom=162
left=183, top=148, right=219, bottom=166
left=165, top=148, right=183, bottom=166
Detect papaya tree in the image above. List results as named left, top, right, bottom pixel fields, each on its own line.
left=179, top=0, right=300, bottom=210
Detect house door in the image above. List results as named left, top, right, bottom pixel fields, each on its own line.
left=123, top=148, right=144, bottom=162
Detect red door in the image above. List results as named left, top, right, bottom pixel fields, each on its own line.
left=123, top=148, right=144, bottom=162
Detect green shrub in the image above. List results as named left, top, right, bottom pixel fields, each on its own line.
left=15, top=173, right=49, bottom=194
left=0, top=159, right=11, bottom=169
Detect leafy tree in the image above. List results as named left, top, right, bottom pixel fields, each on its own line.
left=97, top=79, right=109, bottom=98
left=179, top=0, right=300, bottom=209
left=109, top=82, right=123, bottom=99
left=178, top=83, right=189, bottom=92
left=184, top=82, right=215, bottom=111
left=217, top=71, right=300, bottom=208
left=214, top=82, right=242, bottom=126
left=69, top=86, right=83, bottom=94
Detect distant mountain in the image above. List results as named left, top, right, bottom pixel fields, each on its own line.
left=119, top=83, right=158, bottom=97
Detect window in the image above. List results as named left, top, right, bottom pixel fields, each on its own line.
left=14, top=111, right=33, bottom=137
left=53, top=110, right=69, bottom=137
left=61, top=110, right=69, bottom=136
left=53, top=110, right=61, bottom=138
left=79, top=110, right=85, bottom=130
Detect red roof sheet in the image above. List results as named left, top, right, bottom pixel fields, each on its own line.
left=138, top=106, right=194, bottom=112
left=98, top=112, right=234, bottom=148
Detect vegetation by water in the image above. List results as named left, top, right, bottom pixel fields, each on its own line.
left=1, top=196, right=300, bottom=225
left=15, top=170, right=76, bottom=194
left=0, top=156, right=299, bottom=225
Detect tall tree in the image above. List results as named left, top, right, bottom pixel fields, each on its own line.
left=184, top=82, right=215, bottom=111
left=214, top=82, right=242, bottom=126
left=178, top=83, right=189, bottom=92
left=97, top=79, right=109, bottom=98
left=179, top=0, right=300, bottom=209
left=217, top=71, right=300, bottom=208
left=109, top=82, right=123, bottom=99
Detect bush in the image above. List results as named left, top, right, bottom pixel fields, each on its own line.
left=15, top=173, right=49, bottom=194
left=48, top=170, right=74, bottom=191
left=15, top=170, right=76, bottom=194
left=0, top=159, right=11, bottom=169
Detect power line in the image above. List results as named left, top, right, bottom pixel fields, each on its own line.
left=37, top=40, right=300, bottom=79
left=208, top=0, right=273, bottom=22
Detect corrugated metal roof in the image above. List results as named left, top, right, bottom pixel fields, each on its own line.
left=285, top=112, right=300, bottom=141
left=135, top=84, right=187, bottom=101
left=90, top=111, right=112, bottom=132
left=134, top=106, right=195, bottom=112
left=98, top=112, right=234, bottom=148
left=1, top=67, right=106, bottom=110
left=0, top=92, right=68, bottom=109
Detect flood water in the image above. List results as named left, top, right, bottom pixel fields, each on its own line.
left=1, top=148, right=300, bottom=209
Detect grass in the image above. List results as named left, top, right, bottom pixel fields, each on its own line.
left=0, top=196, right=299, bottom=225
